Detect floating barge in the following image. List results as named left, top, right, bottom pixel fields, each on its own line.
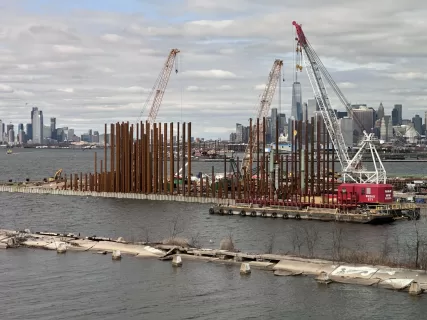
left=209, top=202, right=420, bottom=224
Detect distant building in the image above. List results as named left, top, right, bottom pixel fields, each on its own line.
left=380, top=115, right=392, bottom=142
left=25, top=123, right=32, bottom=141
left=278, top=113, right=287, bottom=134
left=0, top=120, right=3, bottom=143
left=412, top=114, right=422, bottom=135
left=291, top=82, right=303, bottom=121
left=377, top=102, right=385, bottom=120
left=32, top=107, right=43, bottom=144
left=307, top=99, right=318, bottom=121
left=235, top=123, right=243, bottom=143
left=8, top=129, right=14, bottom=144
left=393, top=104, right=403, bottom=125
left=271, top=108, right=278, bottom=143
left=339, top=117, right=353, bottom=147
left=352, top=106, right=374, bottom=135
left=92, top=131, right=100, bottom=143
left=50, top=117, right=56, bottom=140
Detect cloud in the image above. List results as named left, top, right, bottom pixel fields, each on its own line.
left=0, top=84, right=14, bottom=93
left=0, top=1, right=425, bottom=137
left=182, top=69, right=238, bottom=79
left=57, top=88, right=74, bottom=93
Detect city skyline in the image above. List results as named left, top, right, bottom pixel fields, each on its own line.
left=0, top=1, right=425, bottom=139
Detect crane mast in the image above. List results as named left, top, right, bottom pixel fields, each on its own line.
left=241, top=59, right=283, bottom=172
left=292, top=21, right=386, bottom=184
left=138, top=49, right=180, bottom=124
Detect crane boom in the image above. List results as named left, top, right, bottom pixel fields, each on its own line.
left=241, top=59, right=283, bottom=172
left=292, top=21, right=386, bottom=184
left=138, top=49, right=180, bottom=124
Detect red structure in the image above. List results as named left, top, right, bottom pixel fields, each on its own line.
left=337, top=183, right=393, bottom=204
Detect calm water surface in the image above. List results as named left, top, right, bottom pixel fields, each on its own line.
left=1, top=249, right=425, bottom=320
left=1, top=149, right=427, bottom=319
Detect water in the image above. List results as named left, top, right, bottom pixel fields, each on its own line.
left=1, top=148, right=426, bottom=182
left=1, top=149, right=427, bottom=319
left=0, top=249, right=425, bottom=320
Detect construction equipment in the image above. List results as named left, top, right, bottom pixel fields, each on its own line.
left=292, top=21, right=386, bottom=184
left=48, top=168, right=63, bottom=182
left=137, top=49, right=180, bottom=124
left=241, top=59, right=283, bottom=173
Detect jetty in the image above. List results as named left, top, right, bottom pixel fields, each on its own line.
left=0, top=228, right=426, bottom=295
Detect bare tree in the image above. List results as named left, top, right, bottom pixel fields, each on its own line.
left=331, top=223, right=344, bottom=262
left=380, top=230, right=391, bottom=264
left=220, top=232, right=235, bottom=251
left=169, top=213, right=185, bottom=238
left=393, top=233, right=401, bottom=266
left=289, top=227, right=304, bottom=255
left=413, top=218, right=421, bottom=268
left=303, top=225, right=320, bottom=258
left=265, top=233, right=276, bottom=254
left=189, top=232, right=202, bottom=249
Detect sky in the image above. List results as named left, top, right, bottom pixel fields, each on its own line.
left=0, top=0, right=426, bottom=138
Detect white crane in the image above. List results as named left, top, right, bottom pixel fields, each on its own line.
left=241, top=59, right=283, bottom=173
left=292, top=21, right=386, bottom=184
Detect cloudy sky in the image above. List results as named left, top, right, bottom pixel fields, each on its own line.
left=0, top=0, right=425, bottom=138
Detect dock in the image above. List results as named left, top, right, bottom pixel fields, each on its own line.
left=209, top=202, right=420, bottom=224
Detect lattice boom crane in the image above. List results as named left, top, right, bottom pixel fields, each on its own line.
left=138, top=49, right=180, bottom=124
left=241, top=59, right=283, bottom=172
left=292, top=21, right=386, bottom=184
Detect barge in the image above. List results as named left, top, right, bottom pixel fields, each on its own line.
left=209, top=202, right=420, bottom=224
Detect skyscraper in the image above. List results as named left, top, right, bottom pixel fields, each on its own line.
left=393, top=104, right=403, bottom=125
left=235, top=123, right=243, bottom=143
left=25, top=123, right=32, bottom=141
left=29, top=107, right=38, bottom=141
left=380, top=115, right=392, bottom=142
left=307, top=99, right=318, bottom=121
left=50, top=117, right=57, bottom=140
left=32, top=107, right=43, bottom=144
left=291, top=82, right=303, bottom=121
left=412, top=115, right=422, bottom=135
left=0, top=120, right=3, bottom=143
left=271, top=108, right=278, bottom=143
left=377, top=102, right=385, bottom=120
left=352, top=107, right=374, bottom=134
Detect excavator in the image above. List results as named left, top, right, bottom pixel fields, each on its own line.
left=48, top=169, right=63, bottom=182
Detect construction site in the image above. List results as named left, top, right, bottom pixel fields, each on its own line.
left=4, top=21, right=421, bottom=223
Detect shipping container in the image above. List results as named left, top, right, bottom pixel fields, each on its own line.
left=337, top=183, right=393, bottom=204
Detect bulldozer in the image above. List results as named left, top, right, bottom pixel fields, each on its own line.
left=48, top=169, right=63, bottom=182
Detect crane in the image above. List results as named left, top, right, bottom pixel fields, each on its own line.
left=292, top=21, right=386, bottom=184
left=241, top=59, right=283, bottom=173
left=137, top=49, right=180, bottom=124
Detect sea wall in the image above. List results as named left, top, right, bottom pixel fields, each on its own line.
left=0, top=185, right=234, bottom=205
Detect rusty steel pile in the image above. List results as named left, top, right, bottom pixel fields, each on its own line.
left=59, top=117, right=352, bottom=209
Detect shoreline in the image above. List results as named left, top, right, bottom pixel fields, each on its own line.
left=1, top=228, right=426, bottom=295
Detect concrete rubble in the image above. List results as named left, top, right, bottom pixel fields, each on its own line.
left=1, top=228, right=427, bottom=295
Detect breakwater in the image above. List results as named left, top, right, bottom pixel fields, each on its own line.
left=0, top=185, right=234, bottom=205
left=1, top=228, right=425, bottom=295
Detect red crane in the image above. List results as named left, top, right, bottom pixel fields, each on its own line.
left=138, top=49, right=180, bottom=124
